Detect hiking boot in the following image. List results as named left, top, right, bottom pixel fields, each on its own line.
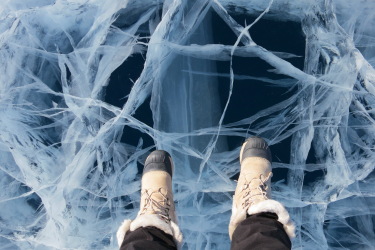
left=117, top=150, right=182, bottom=247
left=228, top=137, right=295, bottom=240
left=139, top=150, right=176, bottom=223
left=238, top=136, right=273, bottom=206
left=229, top=136, right=273, bottom=239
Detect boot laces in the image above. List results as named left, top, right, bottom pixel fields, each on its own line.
left=140, top=188, right=171, bottom=223
left=241, top=172, right=272, bottom=209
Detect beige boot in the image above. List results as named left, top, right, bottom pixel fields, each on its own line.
left=229, top=137, right=295, bottom=240
left=117, top=150, right=183, bottom=248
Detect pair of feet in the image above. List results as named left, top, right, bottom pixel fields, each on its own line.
left=138, top=137, right=272, bottom=238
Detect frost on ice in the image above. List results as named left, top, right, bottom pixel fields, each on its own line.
left=0, top=0, right=374, bottom=249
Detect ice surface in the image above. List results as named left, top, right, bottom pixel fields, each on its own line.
left=0, top=0, right=374, bottom=249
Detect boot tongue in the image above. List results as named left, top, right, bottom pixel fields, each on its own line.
left=140, top=188, right=172, bottom=222
left=241, top=173, right=272, bottom=210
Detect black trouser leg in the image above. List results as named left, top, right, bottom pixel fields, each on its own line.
left=120, top=226, right=177, bottom=250
left=231, top=212, right=291, bottom=250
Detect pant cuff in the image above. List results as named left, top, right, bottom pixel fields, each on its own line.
left=116, top=214, right=183, bottom=249
left=247, top=199, right=295, bottom=239
left=229, top=199, right=295, bottom=240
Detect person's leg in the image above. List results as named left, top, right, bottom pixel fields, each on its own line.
left=231, top=212, right=291, bottom=250
left=117, top=150, right=182, bottom=250
left=120, top=226, right=176, bottom=250
left=229, top=137, right=295, bottom=250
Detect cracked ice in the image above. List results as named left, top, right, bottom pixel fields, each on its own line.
left=0, top=0, right=374, bottom=249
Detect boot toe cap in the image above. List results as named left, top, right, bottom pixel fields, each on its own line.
left=144, top=150, right=174, bottom=177
left=241, top=137, right=272, bottom=163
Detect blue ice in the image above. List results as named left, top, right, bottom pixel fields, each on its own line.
left=0, top=0, right=374, bottom=249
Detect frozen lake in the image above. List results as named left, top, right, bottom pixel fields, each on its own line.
left=0, top=0, right=374, bottom=249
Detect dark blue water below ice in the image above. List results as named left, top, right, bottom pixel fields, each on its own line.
left=104, top=11, right=317, bottom=184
